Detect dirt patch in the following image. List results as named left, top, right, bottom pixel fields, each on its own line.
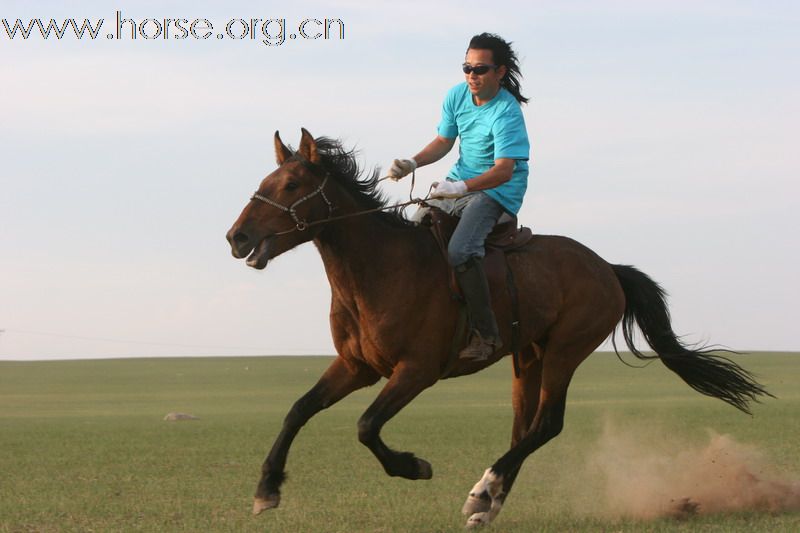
left=581, top=420, right=800, bottom=519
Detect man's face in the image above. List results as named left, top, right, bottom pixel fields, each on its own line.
left=464, top=48, right=507, bottom=103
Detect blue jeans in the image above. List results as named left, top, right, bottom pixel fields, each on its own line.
left=412, top=189, right=506, bottom=267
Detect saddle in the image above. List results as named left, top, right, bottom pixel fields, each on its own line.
left=421, top=207, right=533, bottom=378
left=421, top=207, right=533, bottom=296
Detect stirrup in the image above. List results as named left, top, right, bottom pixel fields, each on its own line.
left=459, top=331, right=502, bottom=361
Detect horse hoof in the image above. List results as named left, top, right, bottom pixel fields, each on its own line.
left=462, top=491, right=491, bottom=515
left=252, top=494, right=280, bottom=515
left=416, top=458, right=433, bottom=479
left=465, top=512, right=492, bottom=529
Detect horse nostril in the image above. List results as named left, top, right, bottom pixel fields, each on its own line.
left=233, top=232, right=249, bottom=244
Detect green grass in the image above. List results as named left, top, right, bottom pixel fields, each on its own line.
left=1, top=353, right=798, bottom=532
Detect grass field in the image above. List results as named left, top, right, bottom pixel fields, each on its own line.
left=1, top=353, right=798, bottom=532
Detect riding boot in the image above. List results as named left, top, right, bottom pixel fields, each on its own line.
left=454, top=257, right=502, bottom=361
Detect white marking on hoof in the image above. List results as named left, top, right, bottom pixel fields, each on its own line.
left=252, top=494, right=280, bottom=515
left=462, top=492, right=491, bottom=516
left=466, top=499, right=504, bottom=529
left=462, top=468, right=506, bottom=527
left=466, top=511, right=492, bottom=529
left=462, top=468, right=504, bottom=515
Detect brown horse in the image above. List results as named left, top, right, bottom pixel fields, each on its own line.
left=226, top=129, right=770, bottom=528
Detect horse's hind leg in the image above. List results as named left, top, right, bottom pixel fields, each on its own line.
left=253, top=357, right=379, bottom=514
left=357, top=363, right=439, bottom=480
left=462, top=346, right=542, bottom=523
left=462, top=335, right=597, bottom=529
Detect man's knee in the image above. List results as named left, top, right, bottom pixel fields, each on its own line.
left=448, top=246, right=480, bottom=268
left=452, top=255, right=483, bottom=273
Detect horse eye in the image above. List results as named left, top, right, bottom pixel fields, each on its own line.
left=285, top=181, right=299, bottom=191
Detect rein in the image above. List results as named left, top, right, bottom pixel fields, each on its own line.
left=250, top=159, right=430, bottom=236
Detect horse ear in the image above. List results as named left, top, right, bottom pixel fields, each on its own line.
left=298, top=127, right=319, bottom=164
left=274, top=131, right=292, bottom=165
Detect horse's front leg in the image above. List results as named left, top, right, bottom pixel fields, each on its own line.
left=357, top=363, right=438, bottom=480
left=253, top=357, right=379, bottom=514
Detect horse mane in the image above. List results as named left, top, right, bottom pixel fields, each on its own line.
left=290, top=136, right=415, bottom=228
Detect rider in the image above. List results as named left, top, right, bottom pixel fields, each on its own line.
left=387, top=33, right=530, bottom=361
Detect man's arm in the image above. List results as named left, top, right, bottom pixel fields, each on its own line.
left=412, top=135, right=456, bottom=167
left=463, top=158, right=515, bottom=191
left=430, top=158, right=516, bottom=199
left=386, top=135, right=455, bottom=180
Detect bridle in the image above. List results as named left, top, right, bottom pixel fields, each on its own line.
left=249, top=153, right=430, bottom=236
left=249, top=153, right=337, bottom=235
left=251, top=174, right=334, bottom=233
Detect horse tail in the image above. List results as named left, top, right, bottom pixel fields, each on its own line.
left=610, top=264, right=772, bottom=414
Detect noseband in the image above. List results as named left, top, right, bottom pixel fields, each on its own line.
left=249, top=155, right=334, bottom=234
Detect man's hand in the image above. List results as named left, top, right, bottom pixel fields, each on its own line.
left=386, top=158, right=417, bottom=181
left=431, top=180, right=468, bottom=199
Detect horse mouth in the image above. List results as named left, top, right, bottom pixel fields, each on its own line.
left=246, top=237, right=273, bottom=269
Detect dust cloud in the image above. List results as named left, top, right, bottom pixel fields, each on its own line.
left=577, top=420, right=800, bottom=519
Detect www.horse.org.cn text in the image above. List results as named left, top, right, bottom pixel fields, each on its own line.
left=1, top=10, right=345, bottom=47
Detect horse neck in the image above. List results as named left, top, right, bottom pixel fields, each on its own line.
left=312, top=198, right=432, bottom=303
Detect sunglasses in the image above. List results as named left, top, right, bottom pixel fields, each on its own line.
left=462, top=63, right=497, bottom=75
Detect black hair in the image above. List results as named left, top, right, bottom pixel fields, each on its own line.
left=467, top=33, right=528, bottom=104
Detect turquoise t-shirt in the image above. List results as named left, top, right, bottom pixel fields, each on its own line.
left=437, top=83, right=530, bottom=214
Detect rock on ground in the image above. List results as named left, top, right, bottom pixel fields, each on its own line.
left=163, top=412, right=199, bottom=421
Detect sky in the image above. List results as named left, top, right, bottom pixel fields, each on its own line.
left=1, top=1, right=798, bottom=360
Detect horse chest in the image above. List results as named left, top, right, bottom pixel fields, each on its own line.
left=329, top=299, right=398, bottom=376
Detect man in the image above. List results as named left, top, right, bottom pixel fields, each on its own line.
left=388, top=32, right=530, bottom=361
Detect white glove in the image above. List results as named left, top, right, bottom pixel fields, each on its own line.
left=431, top=180, right=468, bottom=198
left=387, top=158, right=417, bottom=180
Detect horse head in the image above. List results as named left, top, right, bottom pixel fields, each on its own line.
left=226, top=128, right=332, bottom=269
